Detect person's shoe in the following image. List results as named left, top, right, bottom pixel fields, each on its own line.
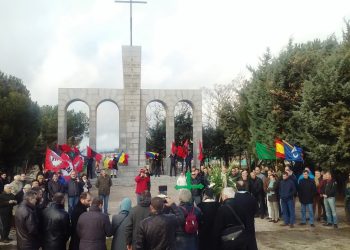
left=266, top=217, right=271, bottom=220
left=273, top=220, right=279, bottom=223
left=334, top=224, right=338, bottom=229
left=323, top=223, right=332, bottom=227
left=290, top=224, right=294, bottom=228
left=2, top=239, right=10, bottom=243
left=268, top=219, right=273, bottom=222
left=280, top=223, right=289, bottom=226
left=260, top=215, right=265, bottom=219
left=299, top=223, right=306, bottom=225
left=310, top=224, right=315, bottom=227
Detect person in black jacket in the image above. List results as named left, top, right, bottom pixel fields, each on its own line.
left=298, top=170, right=317, bottom=227
left=213, top=183, right=258, bottom=250
left=0, top=184, right=17, bottom=242
left=198, top=188, right=220, bottom=250
left=135, top=197, right=184, bottom=250
left=69, top=192, right=92, bottom=250
left=42, top=193, right=70, bottom=250
left=15, top=190, right=40, bottom=250
left=321, top=171, right=338, bottom=228
left=279, top=172, right=296, bottom=228
left=66, top=171, right=83, bottom=216
left=249, top=171, right=265, bottom=218
left=47, top=173, right=64, bottom=201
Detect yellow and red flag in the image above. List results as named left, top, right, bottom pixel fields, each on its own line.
left=275, top=139, right=285, bottom=158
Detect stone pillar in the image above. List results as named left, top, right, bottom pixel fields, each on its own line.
left=139, top=96, right=147, bottom=167
left=192, top=98, right=202, bottom=167
left=89, top=104, right=97, bottom=150
left=57, top=96, right=67, bottom=145
left=165, top=104, right=175, bottom=175
left=122, top=46, right=142, bottom=173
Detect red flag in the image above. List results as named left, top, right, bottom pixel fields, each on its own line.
left=177, top=146, right=186, bottom=159
left=60, top=144, right=72, bottom=153
left=198, top=140, right=204, bottom=161
left=124, top=154, right=129, bottom=165
left=87, top=146, right=103, bottom=161
left=45, top=148, right=69, bottom=173
left=183, top=139, right=189, bottom=155
left=171, top=141, right=177, bottom=155
left=73, top=155, right=84, bottom=173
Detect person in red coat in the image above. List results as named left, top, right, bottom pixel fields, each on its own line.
left=135, top=168, right=150, bottom=205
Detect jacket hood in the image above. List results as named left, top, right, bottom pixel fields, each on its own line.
left=119, top=197, right=132, bottom=212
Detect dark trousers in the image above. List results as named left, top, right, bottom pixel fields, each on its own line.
left=170, top=164, right=177, bottom=177
left=87, top=165, right=93, bottom=179
left=0, top=213, right=11, bottom=239
left=254, top=194, right=265, bottom=217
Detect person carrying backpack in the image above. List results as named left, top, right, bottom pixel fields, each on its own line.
left=176, top=189, right=202, bottom=250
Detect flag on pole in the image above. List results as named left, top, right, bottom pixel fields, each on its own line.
left=275, top=139, right=285, bottom=158
left=198, top=140, right=204, bottom=161
left=145, top=152, right=158, bottom=159
left=177, top=146, right=186, bottom=159
left=45, top=148, right=69, bottom=172
left=87, top=146, right=103, bottom=161
left=283, top=141, right=303, bottom=162
left=255, top=142, right=276, bottom=160
left=72, top=155, right=84, bottom=173
left=171, top=141, right=177, bottom=155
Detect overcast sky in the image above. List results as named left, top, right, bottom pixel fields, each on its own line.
left=1, top=0, right=350, bottom=151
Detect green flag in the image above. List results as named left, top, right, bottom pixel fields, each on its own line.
left=255, top=142, right=276, bottom=160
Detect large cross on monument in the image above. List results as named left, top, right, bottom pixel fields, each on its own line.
left=57, top=2, right=202, bottom=178
left=115, top=0, right=147, bottom=46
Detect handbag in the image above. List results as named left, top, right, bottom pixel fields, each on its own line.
left=221, top=204, right=245, bottom=242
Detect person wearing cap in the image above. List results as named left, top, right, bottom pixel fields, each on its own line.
left=135, top=168, right=150, bottom=205
left=15, top=184, right=32, bottom=204
left=0, top=184, right=17, bottom=242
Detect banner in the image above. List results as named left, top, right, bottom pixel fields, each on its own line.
left=284, top=142, right=303, bottom=162
left=255, top=142, right=276, bottom=160
left=275, top=139, right=285, bottom=158
left=45, top=148, right=69, bottom=172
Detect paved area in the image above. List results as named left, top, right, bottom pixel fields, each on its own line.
left=1, top=175, right=350, bottom=249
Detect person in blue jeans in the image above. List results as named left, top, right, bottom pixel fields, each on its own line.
left=279, top=172, right=296, bottom=228
left=298, top=170, right=317, bottom=227
left=321, top=171, right=338, bottom=228
left=96, top=169, right=113, bottom=214
left=66, top=171, right=83, bottom=216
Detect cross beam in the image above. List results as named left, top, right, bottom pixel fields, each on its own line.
left=115, top=0, right=147, bottom=46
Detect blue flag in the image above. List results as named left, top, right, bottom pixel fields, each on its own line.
left=284, top=144, right=303, bottom=162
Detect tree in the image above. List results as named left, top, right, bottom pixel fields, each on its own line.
left=0, top=71, right=41, bottom=171
left=30, top=105, right=89, bottom=166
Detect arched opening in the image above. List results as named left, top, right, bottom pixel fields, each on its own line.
left=96, top=101, right=120, bottom=153
left=174, top=101, right=193, bottom=171
left=146, top=101, right=166, bottom=175
left=66, top=101, right=90, bottom=151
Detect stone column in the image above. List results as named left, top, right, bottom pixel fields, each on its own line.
left=89, top=104, right=97, bottom=150
left=165, top=104, right=175, bottom=175
left=57, top=96, right=67, bottom=145
left=192, top=98, right=202, bottom=167
left=139, top=95, right=147, bottom=167
left=122, top=46, right=142, bottom=174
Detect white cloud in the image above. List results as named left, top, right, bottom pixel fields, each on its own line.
left=1, top=0, right=350, bottom=150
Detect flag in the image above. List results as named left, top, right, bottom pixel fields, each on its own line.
left=177, top=146, right=186, bottom=159
left=275, top=139, right=285, bottom=158
left=198, top=140, right=204, bottom=161
left=118, top=153, right=126, bottom=164
left=87, top=146, right=103, bottom=161
left=145, top=152, right=158, bottom=159
left=59, top=144, right=73, bottom=153
left=283, top=141, right=303, bottom=162
left=72, top=155, right=84, bottom=173
left=45, top=148, right=69, bottom=172
left=183, top=139, right=189, bottom=155
left=171, top=141, right=177, bottom=155
left=255, top=142, right=276, bottom=160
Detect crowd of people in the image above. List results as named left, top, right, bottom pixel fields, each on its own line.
left=0, top=163, right=349, bottom=250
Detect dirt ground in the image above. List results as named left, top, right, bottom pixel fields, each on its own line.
left=1, top=175, right=350, bottom=249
